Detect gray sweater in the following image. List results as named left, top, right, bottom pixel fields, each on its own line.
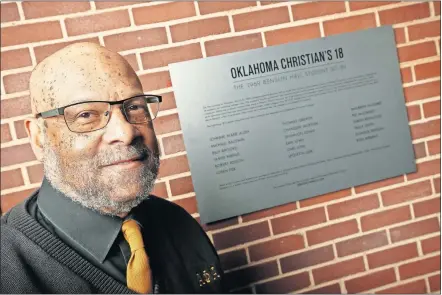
left=1, top=196, right=226, bottom=293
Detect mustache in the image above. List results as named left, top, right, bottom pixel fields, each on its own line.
left=96, top=140, right=157, bottom=167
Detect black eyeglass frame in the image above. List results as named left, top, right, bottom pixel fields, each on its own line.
left=35, top=94, right=162, bottom=133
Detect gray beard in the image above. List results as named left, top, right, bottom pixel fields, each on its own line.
left=42, top=139, right=160, bottom=216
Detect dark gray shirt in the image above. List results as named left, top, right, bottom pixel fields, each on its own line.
left=28, top=178, right=160, bottom=293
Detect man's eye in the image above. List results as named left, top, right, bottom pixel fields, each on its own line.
left=127, top=105, right=139, bottom=111
left=78, top=112, right=92, bottom=118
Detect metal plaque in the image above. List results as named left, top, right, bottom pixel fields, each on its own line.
left=169, top=26, right=416, bottom=224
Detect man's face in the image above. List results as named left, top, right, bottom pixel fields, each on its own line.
left=32, top=44, right=160, bottom=216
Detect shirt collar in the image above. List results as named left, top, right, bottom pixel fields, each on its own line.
left=37, top=177, right=123, bottom=263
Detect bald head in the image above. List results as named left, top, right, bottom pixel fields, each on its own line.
left=29, top=42, right=142, bottom=115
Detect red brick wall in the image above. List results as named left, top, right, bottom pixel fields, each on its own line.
left=1, top=1, right=440, bottom=293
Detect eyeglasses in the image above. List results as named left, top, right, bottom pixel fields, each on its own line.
left=36, top=94, right=162, bottom=133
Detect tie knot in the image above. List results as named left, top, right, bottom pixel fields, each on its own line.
left=122, top=219, right=145, bottom=252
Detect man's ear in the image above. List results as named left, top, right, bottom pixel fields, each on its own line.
left=24, top=118, right=44, bottom=162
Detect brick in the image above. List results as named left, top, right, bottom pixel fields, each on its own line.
left=421, top=235, right=441, bottom=254
left=338, top=231, right=389, bottom=257
left=1, top=48, right=32, bottom=71
left=173, top=196, right=198, bottom=215
left=170, top=17, right=230, bottom=43
left=323, top=14, right=376, bottom=36
left=162, top=134, right=185, bottom=155
left=435, top=1, right=441, bottom=16
left=349, top=1, right=395, bottom=10
left=415, top=60, right=441, bottom=81
left=219, top=249, right=248, bottom=270
left=233, top=7, right=290, bottom=32
left=305, top=283, right=341, bottom=294
left=1, top=21, right=63, bottom=47
left=3, top=72, right=31, bottom=94
left=390, top=217, right=440, bottom=243
left=26, top=164, right=43, bottom=184
left=241, top=202, right=297, bottom=222
left=249, top=234, right=304, bottom=262
left=414, top=197, right=440, bottom=218
left=153, top=113, right=181, bottom=135
left=14, top=120, right=28, bottom=139
left=361, top=206, right=412, bottom=232
left=345, top=268, right=396, bottom=293
left=65, top=10, right=130, bottom=36
left=271, top=207, right=326, bottom=235
left=1, top=124, right=12, bottom=143
left=398, top=42, right=438, bottom=63
left=429, top=274, right=441, bottom=292
left=379, top=3, right=430, bottom=25
left=95, top=2, right=139, bottom=9
left=307, top=219, right=359, bottom=246
left=1, top=3, right=19, bottom=23
left=280, top=245, right=335, bottom=273
left=198, top=2, right=256, bottom=15
left=1, top=144, right=36, bottom=167
left=105, top=28, right=168, bottom=53
left=157, top=92, right=176, bottom=111
left=328, top=194, right=379, bottom=220
left=410, top=119, right=441, bottom=140
left=255, top=272, right=311, bottom=293
left=201, top=216, right=239, bottom=232
left=400, top=67, right=412, bottom=83
left=377, top=279, right=426, bottom=294
left=399, top=255, right=440, bottom=280
left=139, top=71, right=170, bottom=91
left=434, top=177, right=440, bottom=193
left=169, top=176, right=194, bottom=196
left=225, top=261, right=279, bottom=290
left=299, top=188, right=351, bottom=207
left=395, top=27, right=406, bottom=45
left=1, top=169, right=24, bottom=190
left=407, top=159, right=440, bottom=181
left=158, top=155, right=189, bottom=179
left=292, top=2, right=346, bottom=20
left=354, top=176, right=403, bottom=194
left=265, top=23, right=321, bottom=46
left=213, top=221, right=270, bottom=250
left=413, top=142, right=427, bottom=159
left=312, top=257, right=365, bottom=284
left=1, top=188, right=36, bottom=214
left=0, top=96, right=32, bottom=119
left=423, top=100, right=440, bottom=118
left=367, top=242, right=418, bottom=269
left=381, top=180, right=433, bottom=206
left=141, top=43, right=202, bottom=70
left=205, top=34, right=263, bottom=57
left=428, top=139, right=440, bottom=155
left=407, top=105, right=421, bottom=122
left=34, top=38, right=100, bottom=63
left=151, top=181, right=167, bottom=198
left=122, top=54, right=139, bottom=72
left=404, top=81, right=440, bottom=102
left=133, top=2, right=195, bottom=25
left=409, top=20, right=441, bottom=42
left=23, top=2, right=90, bottom=19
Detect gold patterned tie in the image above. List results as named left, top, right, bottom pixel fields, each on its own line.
left=122, top=219, right=152, bottom=294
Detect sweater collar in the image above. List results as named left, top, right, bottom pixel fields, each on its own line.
left=37, top=178, right=123, bottom=263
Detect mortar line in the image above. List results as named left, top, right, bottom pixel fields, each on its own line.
left=193, top=1, right=200, bottom=16
left=89, top=1, right=96, bottom=11
left=16, top=2, right=25, bottom=21
left=21, top=166, right=31, bottom=186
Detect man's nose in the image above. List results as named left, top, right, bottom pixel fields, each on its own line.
left=102, top=107, right=138, bottom=145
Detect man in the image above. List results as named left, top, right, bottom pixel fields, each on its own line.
left=1, top=42, right=226, bottom=294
